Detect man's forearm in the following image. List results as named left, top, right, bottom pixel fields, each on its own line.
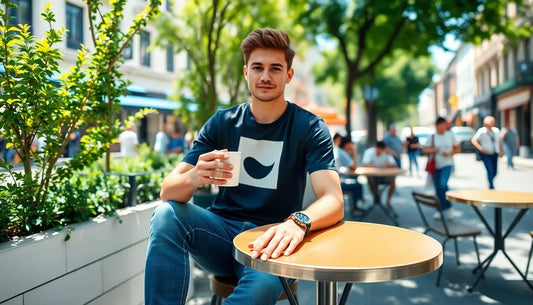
left=160, top=165, right=198, bottom=202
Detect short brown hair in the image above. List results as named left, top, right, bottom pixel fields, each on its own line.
left=240, top=28, right=296, bottom=69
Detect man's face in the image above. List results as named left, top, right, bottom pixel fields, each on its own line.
left=243, top=48, right=294, bottom=103
left=376, top=147, right=384, bottom=155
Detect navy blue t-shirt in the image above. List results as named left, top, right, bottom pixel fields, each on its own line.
left=182, top=102, right=336, bottom=226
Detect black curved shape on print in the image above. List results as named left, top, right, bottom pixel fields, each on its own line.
left=243, top=157, right=274, bottom=179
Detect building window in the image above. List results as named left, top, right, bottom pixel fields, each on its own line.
left=123, top=41, right=133, bottom=60
left=166, top=45, right=174, bottom=72
left=140, top=30, right=151, bottom=67
left=66, top=3, right=83, bottom=49
left=9, top=0, right=32, bottom=30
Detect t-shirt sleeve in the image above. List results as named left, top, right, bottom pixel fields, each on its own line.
left=362, top=148, right=372, bottom=164
left=337, top=149, right=353, bottom=168
left=472, top=128, right=482, bottom=141
left=182, top=113, right=220, bottom=165
left=304, top=119, right=336, bottom=174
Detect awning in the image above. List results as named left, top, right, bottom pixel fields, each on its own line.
left=296, top=102, right=347, bottom=126
left=119, top=95, right=200, bottom=111
left=497, top=88, right=530, bottom=110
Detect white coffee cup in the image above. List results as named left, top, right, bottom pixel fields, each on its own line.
left=222, top=151, right=241, bottom=187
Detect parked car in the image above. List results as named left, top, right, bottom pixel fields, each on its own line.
left=451, top=126, right=476, bottom=152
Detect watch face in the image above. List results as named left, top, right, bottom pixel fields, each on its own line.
left=294, top=212, right=311, bottom=224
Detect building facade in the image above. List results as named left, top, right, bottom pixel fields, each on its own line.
left=432, top=3, right=533, bottom=156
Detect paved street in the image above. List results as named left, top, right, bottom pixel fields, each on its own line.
left=186, top=153, right=533, bottom=305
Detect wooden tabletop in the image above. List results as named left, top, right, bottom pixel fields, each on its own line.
left=446, top=189, right=533, bottom=209
left=341, top=167, right=406, bottom=177
left=233, top=221, right=442, bottom=283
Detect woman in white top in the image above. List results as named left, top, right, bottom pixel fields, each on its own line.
left=423, top=117, right=460, bottom=217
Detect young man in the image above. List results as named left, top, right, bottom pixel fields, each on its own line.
left=144, top=28, right=344, bottom=305
left=333, top=134, right=364, bottom=213
left=362, top=141, right=397, bottom=206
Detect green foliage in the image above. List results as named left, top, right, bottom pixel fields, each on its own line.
left=295, top=0, right=532, bottom=139
left=0, top=0, right=161, bottom=240
left=1, top=144, right=178, bottom=242
left=155, top=0, right=299, bottom=131
left=374, top=52, right=437, bottom=124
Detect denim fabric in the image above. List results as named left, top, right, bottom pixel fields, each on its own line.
left=144, top=201, right=285, bottom=305
left=503, top=144, right=515, bottom=167
left=432, top=165, right=452, bottom=211
left=480, top=153, right=498, bottom=189
left=341, top=181, right=363, bottom=206
left=407, top=150, right=419, bottom=174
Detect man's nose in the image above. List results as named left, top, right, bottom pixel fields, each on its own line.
left=260, top=70, right=271, bottom=82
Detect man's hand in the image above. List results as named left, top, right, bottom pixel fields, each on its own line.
left=247, top=220, right=305, bottom=261
left=195, top=149, right=234, bottom=186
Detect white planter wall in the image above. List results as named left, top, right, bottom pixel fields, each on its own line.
left=0, top=201, right=195, bottom=305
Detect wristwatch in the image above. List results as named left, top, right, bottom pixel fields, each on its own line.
left=285, top=212, right=311, bottom=236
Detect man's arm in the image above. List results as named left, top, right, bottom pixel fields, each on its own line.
left=249, top=169, right=343, bottom=261
left=160, top=150, right=233, bottom=203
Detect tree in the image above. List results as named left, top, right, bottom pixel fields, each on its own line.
left=296, top=0, right=531, bottom=144
left=0, top=0, right=160, bottom=237
left=374, top=52, right=437, bottom=125
left=154, top=0, right=298, bottom=131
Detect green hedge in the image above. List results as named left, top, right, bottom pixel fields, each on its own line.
left=0, top=144, right=181, bottom=242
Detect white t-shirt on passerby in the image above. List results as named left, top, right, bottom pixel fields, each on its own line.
left=362, top=147, right=396, bottom=166
left=118, top=130, right=139, bottom=157
left=430, top=131, right=459, bottom=169
left=473, top=126, right=500, bottom=154
left=153, top=131, right=169, bottom=154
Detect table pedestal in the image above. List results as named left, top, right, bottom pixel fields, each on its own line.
left=469, top=207, right=532, bottom=291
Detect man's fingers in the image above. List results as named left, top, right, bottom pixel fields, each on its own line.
left=251, top=230, right=274, bottom=259
left=271, top=235, right=292, bottom=259
left=283, top=238, right=301, bottom=256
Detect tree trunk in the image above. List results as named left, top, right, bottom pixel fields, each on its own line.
left=345, top=73, right=356, bottom=140
left=366, top=100, right=378, bottom=146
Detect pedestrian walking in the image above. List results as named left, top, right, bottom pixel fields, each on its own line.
left=471, top=116, right=502, bottom=189
left=423, top=117, right=461, bottom=219
left=118, top=123, right=139, bottom=157
left=167, top=127, right=185, bottom=154
left=500, top=121, right=519, bottom=169
left=383, top=123, right=403, bottom=168
left=404, top=127, right=420, bottom=176
left=153, top=124, right=169, bottom=155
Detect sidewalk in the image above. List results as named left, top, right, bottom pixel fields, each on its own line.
left=514, top=156, right=533, bottom=168
left=186, top=153, right=533, bottom=305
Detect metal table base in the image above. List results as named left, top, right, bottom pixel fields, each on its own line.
left=468, top=207, right=532, bottom=291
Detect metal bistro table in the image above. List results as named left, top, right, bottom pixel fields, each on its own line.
left=446, top=189, right=533, bottom=291
left=233, top=221, right=442, bottom=305
left=341, top=167, right=406, bottom=225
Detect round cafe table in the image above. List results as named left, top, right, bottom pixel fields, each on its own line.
left=446, top=189, right=533, bottom=291
left=233, top=221, right=442, bottom=305
left=341, top=167, right=406, bottom=225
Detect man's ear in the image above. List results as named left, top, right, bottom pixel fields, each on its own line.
left=286, top=68, right=294, bottom=83
left=243, top=65, right=248, bottom=80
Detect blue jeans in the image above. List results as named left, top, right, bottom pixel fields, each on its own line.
left=145, top=201, right=285, bottom=305
left=407, top=150, right=419, bottom=174
left=480, top=153, right=498, bottom=189
left=432, top=165, right=452, bottom=211
left=341, top=180, right=363, bottom=207
left=503, top=145, right=515, bottom=168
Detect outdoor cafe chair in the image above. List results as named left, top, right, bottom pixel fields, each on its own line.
left=412, top=191, right=481, bottom=286
left=526, top=230, right=533, bottom=279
